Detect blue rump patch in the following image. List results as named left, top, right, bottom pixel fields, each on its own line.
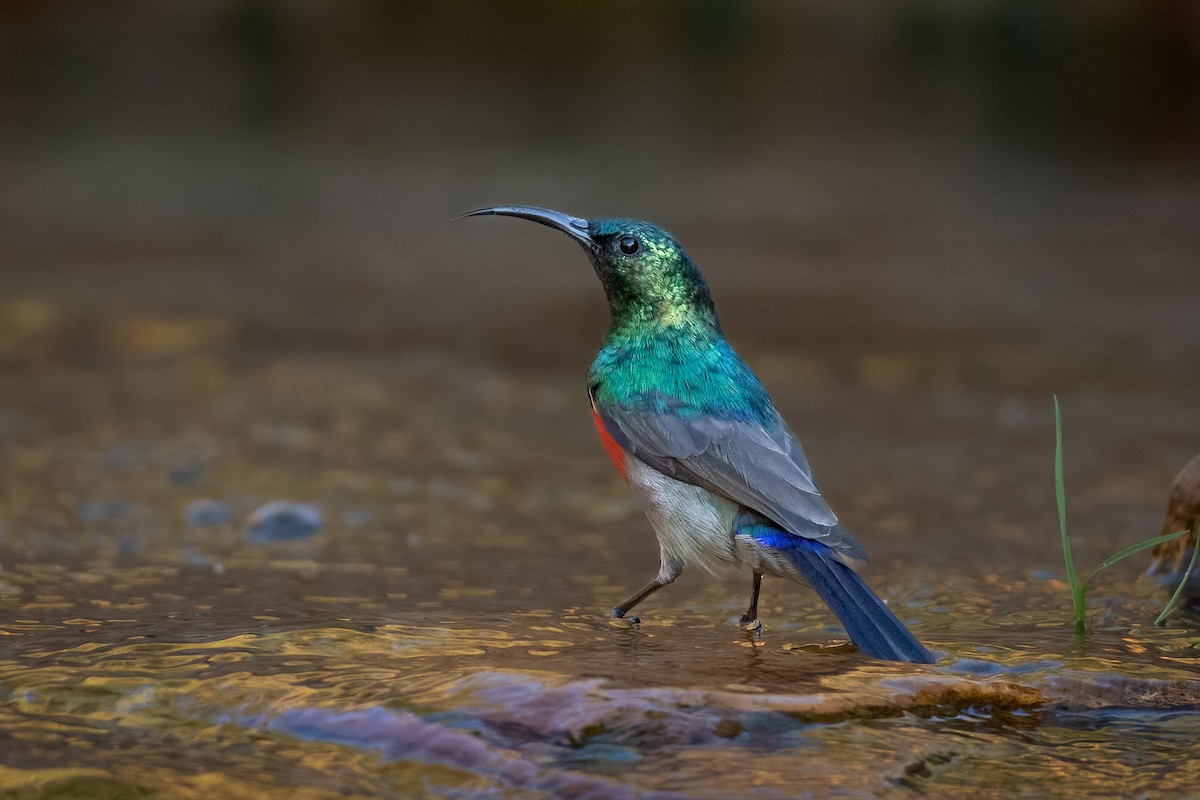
left=737, top=523, right=825, bottom=554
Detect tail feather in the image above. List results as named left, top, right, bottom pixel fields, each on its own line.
left=741, top=526, right=934, bottom=664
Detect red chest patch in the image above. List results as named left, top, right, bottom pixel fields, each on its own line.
left=591, top=409, right=628, bottom=481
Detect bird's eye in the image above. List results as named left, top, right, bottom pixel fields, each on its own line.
left=618, top=236, right=640, bottom=255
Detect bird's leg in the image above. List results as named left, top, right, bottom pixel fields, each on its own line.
left=610, top=580, right=665, bottom=623
left=611, top=552, right=683, bottom=624
left=738, top=572, right=764, bottom=633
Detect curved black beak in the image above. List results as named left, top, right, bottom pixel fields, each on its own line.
left=461, top=205, right=597, bottom=253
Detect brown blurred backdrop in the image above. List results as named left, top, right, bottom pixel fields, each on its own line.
left=1, top=1, right=1197, bottom=373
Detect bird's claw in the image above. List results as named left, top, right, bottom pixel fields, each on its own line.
left=738, top=615, right=763, bottom=635
left=611, top=608, right=641, bottom=624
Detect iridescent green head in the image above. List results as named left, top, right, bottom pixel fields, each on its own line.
left=465, top=205, right=718, bottom=331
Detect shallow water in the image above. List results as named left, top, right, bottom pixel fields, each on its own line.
left=3, top=328, right=1200, bottom=797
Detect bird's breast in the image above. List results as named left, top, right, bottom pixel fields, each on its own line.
left=624, top=456, right=741, bottom=575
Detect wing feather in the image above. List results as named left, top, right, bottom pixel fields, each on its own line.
left=599, top=398, right=868, bottom=562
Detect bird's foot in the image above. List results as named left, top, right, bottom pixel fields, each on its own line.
left=738, top=614, right=763, bottom=635
left=611, top=608, right=641, bottom=625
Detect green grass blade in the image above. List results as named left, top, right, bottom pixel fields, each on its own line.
left=1155, top=521, right=1200, bottom=627
left=1054, top=395, right=1083, bottom=631
left=1087, top=530, right=1187, bottom=579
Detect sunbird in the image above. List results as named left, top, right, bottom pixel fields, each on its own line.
left=466, top=206, right=934, bottom=664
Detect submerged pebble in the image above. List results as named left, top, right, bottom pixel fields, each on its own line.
left=168, top=460, right=208, bottom=486
left=245, top=501, right=323, bottom=543
left=184, top=499, right=232, bottom=528
left=264, top=705, right=682, bottom=799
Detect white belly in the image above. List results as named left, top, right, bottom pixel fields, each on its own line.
left=624, top=455, right=742, bottom=575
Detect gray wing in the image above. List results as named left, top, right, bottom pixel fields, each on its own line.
left=600, top=401, right=868, bottom=562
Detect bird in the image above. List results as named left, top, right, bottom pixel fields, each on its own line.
left=465, top=205, right=935, bottom=664
left=1147, top=452, right=1200, bottom=602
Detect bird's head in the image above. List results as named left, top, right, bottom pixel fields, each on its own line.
left=465, top=205, right=718, bottom=332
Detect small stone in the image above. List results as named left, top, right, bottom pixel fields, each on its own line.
left=245, top=501, right=323, bottom=544
left=168, top=461, right=207, bottom=486
left=184, top=499, right=232, bottom=528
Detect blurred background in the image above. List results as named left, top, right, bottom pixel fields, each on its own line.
left=2, top=0, right=1197, bottom=366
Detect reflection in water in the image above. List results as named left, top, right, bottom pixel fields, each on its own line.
left=3, top=610, right=1200, bottom=798
left=2, top=528, right=1200, bottom=797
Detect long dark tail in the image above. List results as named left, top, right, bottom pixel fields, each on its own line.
left=742, top=526, right=935, bottom=664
